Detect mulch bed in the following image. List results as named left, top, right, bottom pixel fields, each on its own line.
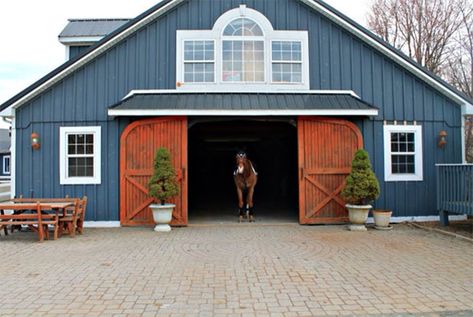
left=414, top=219, right=473, bottom=239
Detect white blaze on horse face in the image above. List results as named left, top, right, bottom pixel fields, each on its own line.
left=237, top=164, right=244, bottom=174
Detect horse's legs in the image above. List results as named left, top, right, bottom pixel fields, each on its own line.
left=247, top=186, right=255, bottom=223
left=236, top=187, right=245, bottom=223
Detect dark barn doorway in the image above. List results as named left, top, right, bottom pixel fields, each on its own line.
left=188, top=118, right=298, bottom=223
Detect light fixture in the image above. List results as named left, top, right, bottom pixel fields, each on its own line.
left=437, top=130, right=447, bottom=148
left=31, top=132, right=40, bottom=150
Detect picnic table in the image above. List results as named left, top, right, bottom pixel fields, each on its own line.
left=0, top=201, right=75, bottom=242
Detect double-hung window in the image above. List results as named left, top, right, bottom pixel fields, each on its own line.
left=183, top=40, right=215, bottom=83
left=60, top=126, right=101, bottom=185
left=383, top=125, right=423, bottom=181
left=271, top=41, right=302, bottom=83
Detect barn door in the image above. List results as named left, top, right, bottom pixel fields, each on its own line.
left=298, top=117, right=363, bottom=224
left=120, top=117, right=187, bottom=226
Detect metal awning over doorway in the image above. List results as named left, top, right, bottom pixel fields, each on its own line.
left=108, top=90, right=379, bottom=117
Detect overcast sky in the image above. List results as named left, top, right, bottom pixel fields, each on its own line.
left=0, top=0, right=372, bottom=109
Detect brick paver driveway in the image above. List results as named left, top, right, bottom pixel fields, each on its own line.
left=0, top=224, right=472, bottom=316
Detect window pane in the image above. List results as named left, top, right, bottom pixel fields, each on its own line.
left=68, top=134, right=76, bottom=144
left=184, top=62, right=214, bottom=83
left=391, top=155, right=415, bottom=174
left=86, top=145, right=94, bottom=154
left=223, top=18, right=263, bottom=36
left=222, top=40, right=265, bottom=82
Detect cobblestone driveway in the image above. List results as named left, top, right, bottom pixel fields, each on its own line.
left=0, top=224, right=472, bottom=316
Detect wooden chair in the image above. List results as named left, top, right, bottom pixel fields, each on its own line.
left=76, top=196, right=87, bottom=234
left=59, top=196, right=87, bottom=236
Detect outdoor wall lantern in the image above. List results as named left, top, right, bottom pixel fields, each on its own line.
left=31, top=132, right=40, bottom=150
left=437, top=130, right=447, bottom=148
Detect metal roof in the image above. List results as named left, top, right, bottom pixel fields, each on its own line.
left=59, top=19, right=130, bottom=39
left=108, top=92, right=378, bottom=116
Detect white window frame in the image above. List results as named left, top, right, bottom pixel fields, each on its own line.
left=59, top=126, right=101, bottom=185
left=383, top=125, right=423, bottom=182
left=176, top=5, right=309, bottom=91
left=3, top=155, right=10, bottom=175
left=270, top=40, right=304, bottom=84
left=182, top=39, right=216, bottom=84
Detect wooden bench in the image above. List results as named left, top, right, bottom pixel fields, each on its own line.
left=0, top=203, right=59, bottom=242
left=12, top=197, right=87, bottom=237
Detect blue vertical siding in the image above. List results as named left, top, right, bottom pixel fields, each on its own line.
left=14, top=0, right=463, bottom=220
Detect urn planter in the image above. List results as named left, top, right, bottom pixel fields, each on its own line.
left=346, top=204, right=372, bottom=231
left=149, top=203, right=175, bottom=232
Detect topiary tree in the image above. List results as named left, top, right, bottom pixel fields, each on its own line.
left=148, top=147, right=179, bottom=205
left=341, top=149, right=380, bottom=205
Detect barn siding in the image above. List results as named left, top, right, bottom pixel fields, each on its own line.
left=14, top=0, right=463, bottom=220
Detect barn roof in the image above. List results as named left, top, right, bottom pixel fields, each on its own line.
left=59, top=19, right=130, bottom=39
left=0, top=0, right=471, bottom=113
left=108, top=91, right=379, bottom=116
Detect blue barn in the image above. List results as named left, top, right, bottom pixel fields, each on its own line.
left=1, top=0, right=472, bottom=226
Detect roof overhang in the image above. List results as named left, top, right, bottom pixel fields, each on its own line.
left=107, top=90, right=379, bottom=117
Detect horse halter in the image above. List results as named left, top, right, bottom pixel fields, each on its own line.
left=236, top=152, right=247, bottom=159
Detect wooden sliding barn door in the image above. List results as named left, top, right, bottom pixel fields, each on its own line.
left=120, top=117, right=188, bottom=226
left=298, top=117, right=363, bottom=224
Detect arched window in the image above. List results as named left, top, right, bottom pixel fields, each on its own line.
left=176, top=5, right=309, bottom=90
left=222, top=18, right=265, bottom=82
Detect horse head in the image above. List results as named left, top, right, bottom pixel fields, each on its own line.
left=235, top=151, right=248, bottom=175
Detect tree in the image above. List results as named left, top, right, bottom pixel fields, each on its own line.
left=444, top=6, right=473, bottom=98
left=341, top=150, right=380, bottom=206
left=368, top=0, right=472, bottom=74
left=148, top=147, right=179, bottom=205
left=466, top=116, right=473, bottom=163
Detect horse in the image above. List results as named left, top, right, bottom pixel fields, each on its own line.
left=233, top=151, right=258, bottom=223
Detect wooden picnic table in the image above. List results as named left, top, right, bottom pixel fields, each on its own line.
left=0, top=201, right=74, bottom=242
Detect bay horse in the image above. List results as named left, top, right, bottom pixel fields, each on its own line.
left=233, top=151, right=258, bottom=223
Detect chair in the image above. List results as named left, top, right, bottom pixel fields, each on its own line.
left=76, top=196, right=88, bottom=234
left=59, top=196, right=87, bottom=236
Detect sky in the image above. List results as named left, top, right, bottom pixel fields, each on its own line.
left=0, top=0, right=372, bottom=121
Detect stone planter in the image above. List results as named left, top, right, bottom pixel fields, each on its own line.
left=149, top=203, right=175, bottom=232
left=346, top=204, right=372, bottom=231
left=372, top=209, right=393, bottom=229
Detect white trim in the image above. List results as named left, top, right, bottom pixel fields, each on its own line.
left=84, top=221, right=121, bottom=228
left=176, top=5, right=309, bottom=90
left=59, top=36, right=103, bottom=44
left=2, top=155, right=10, bottom=175
left=123, top=89, right=361, bottom=99
left=300, top=0, right=473, bottom=107
left=6, top=0, right=185, bottom=110
left=59, top=126, right=101, bottom=185
left=10, top=109, right=15, bottom=199
left=435, top=163, right=473, bottom=166
left=108, top=108, right=378, bottom=116
left=383, top=125, right=423, bottom=182
left=366, top=214, right=467, bottom=224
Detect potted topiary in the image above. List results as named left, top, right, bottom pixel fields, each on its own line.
left=148, top=147, right=179, bottom=232
left=341, top=149, right=380, bottom=231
